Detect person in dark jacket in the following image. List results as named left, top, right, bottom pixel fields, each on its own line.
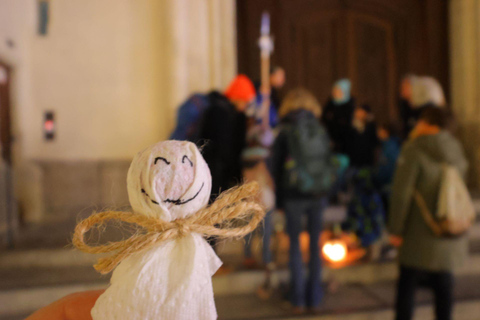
left=345, top=104, right=379, bottom=168
left=389, top=107, right=468, bottom=320
left=398, top=75, right=417, bottom=139
left=322, top=79, right=355, bottom=153
left=271, top=88, right=331, bottom=313
left=197, top=75, right=256, bottom=200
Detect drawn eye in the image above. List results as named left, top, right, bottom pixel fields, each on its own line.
left=182, top=155, right=193, bottom=167
left=154, top=157, right=170, bottom=165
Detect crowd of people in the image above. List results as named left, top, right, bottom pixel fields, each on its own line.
left=169, top=70, right=468, bottom=320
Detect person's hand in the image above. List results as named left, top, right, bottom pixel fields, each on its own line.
left=389, top=235, right=403, bottom=247
left=26, top=290, right=104, bottom=320
left=260, top=85, right=271, bottom=97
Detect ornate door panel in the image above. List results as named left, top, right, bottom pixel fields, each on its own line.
left=347, top=13, right=396, bottom=122
left=287, top=12, right=345, bottom=103
left=237, top=0, right=449, bottom=124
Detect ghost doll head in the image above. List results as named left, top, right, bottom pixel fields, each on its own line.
left=127, top=141, right=212, bottom=221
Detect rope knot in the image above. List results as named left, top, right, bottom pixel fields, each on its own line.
left=173, top=220, right=190, bottom=238
left=73, top=182, right=264, bottom=274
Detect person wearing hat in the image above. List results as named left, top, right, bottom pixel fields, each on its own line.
left=197, top=75, right=256, bottom=200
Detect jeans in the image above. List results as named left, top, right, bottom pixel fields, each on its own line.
left=395, top=266, right=453, bottom=320
left=244, top=209, right=274, bottom=264
left=284, top=198, right=327, bottom=307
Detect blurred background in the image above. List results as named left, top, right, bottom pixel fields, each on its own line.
left=1, top=0, right=480, bottom=319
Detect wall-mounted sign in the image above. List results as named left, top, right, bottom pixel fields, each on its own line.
left=38, top=0, right=49, bottom=36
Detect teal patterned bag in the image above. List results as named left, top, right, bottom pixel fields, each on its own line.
left=283, top=117, right=334, bottom=194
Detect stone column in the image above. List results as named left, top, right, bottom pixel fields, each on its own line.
left=449, top=0, right=480, bottom=188
left=161, top=0, right=237, bottom=129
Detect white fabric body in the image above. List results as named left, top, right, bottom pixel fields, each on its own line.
left=92, top=140, right=222, bottom=319
left=92, top=234, right=222, bottom=320
left=437, top=164, right=475, bottom=232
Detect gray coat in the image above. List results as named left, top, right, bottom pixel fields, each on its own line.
left=388, top=131, right=469, bottom=272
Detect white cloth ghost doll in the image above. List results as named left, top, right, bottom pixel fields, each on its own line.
left=91, top=140, right=221, bottom=320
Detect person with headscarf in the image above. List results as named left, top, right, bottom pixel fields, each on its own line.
left=389, top=107, right=468, bottom=320
left=400, top=76, right=446, bottom=139
left=411, top=76, right=446, bottom=109
left=322, top=79, right=356, bottom=153
left=196, top=75, right=256, bottom=200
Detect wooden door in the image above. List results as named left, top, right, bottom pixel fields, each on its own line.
left=0, top=61, right=12, bottom=163
left=285, top=10, right=347, bottom=103
left=237, top=0, right=449, bottom=124
left=0, top=60, right=13, bottom=248
left=347, top=12, right=396, bottom=121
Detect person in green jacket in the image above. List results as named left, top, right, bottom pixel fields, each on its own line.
left=389, top=107, right=469, bottom=320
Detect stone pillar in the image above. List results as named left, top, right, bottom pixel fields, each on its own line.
left=161, top=0, right=237, bottom=127
left=15, top=162, right=44, bottom=224
left=449, top=0, right=480, bottom=188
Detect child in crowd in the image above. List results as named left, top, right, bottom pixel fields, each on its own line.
left=343, top=168, right=386, bottom=260
left=375, top=123, right=401, bottom=217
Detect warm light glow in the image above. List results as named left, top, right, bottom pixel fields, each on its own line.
left=44, top=120, right=54, bottom=132
left=322, top=241, right=347, bottom=262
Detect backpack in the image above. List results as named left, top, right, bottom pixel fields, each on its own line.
left=283, top=117, right=334, bottom=194
left=415, top=164, right=475, bottom=237
left=170, top=94, right=209, bottom=141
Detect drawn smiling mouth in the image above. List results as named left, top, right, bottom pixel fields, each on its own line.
left=141, top=182, right=204, bottom=206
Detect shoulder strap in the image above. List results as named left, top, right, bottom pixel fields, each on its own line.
left=414, top=190, right=443, bottom=236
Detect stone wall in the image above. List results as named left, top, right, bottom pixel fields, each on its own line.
left=31, top=160, right=131, bottom=223
left=0, top=0, right=237, bottom=224
left=0, top=159, right=16, bottom=248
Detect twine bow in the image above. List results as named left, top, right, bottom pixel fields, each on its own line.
left=73, top=182, right=264, bottom=274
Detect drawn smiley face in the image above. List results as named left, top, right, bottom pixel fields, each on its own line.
left=141, top=154, right=203, bottom=207
left=127, top=141, right=212, bottom=221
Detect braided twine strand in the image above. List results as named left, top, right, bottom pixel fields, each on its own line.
left=72, top=182, right=265, bottom=274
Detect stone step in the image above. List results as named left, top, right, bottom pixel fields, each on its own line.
left=215, top=274, right=480, bottom=319
left=4, top=275, right=480, bottom=320
left=2, top=253, right=480, bottom=318
left=11, top=198, right=480, bottom=251
left=3, top=217, right=480, bottom=269
left=2, top=250, right=480, bottom=293
left=2, top=217, right=480, bottom=318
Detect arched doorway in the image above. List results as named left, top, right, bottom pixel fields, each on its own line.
left=0, top=60, right=14, bottom=248
left=237, top=0, right=449, bottom=124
